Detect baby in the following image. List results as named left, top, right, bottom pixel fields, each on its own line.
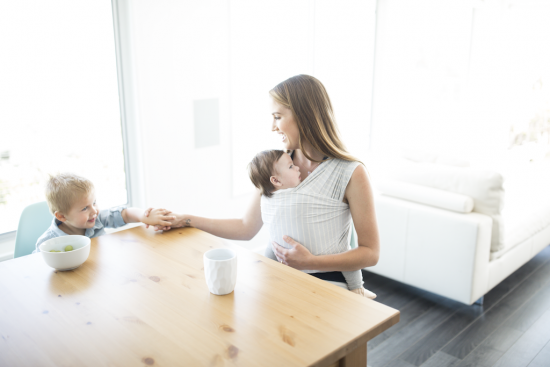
left=248, top=150, right=376, bottom=299
left=248, top=149, right=302, bottom=197
left=33, top=173, right=174, bottom=253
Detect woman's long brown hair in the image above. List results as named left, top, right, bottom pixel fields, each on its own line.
left=269, top=74, right=359, bottom=163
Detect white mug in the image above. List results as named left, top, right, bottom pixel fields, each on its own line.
left=203, top=248, right=238, bottom=295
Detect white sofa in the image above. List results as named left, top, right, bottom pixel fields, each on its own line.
left=364, top=157, right=550, bottom=305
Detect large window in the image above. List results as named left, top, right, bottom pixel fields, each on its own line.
left=470, top=0, right=550, bottom=162
left=371, top=0, right=550, bottom=165
left=0, top=1, right=127, bottom=235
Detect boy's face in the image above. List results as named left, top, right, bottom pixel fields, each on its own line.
left=271, top=153, right=301, bottom=189
left=58, top=192, right=99, bottom=230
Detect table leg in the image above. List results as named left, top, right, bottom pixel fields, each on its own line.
left=338, top=342, right=367, bottom=367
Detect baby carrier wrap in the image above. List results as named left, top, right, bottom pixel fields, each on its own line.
left=262, top=157, right=363, bottom=290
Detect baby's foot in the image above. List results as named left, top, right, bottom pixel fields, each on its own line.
left=350, top=287, right=377, bottom=300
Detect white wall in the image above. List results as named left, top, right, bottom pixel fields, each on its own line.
left=314, top=1, right=376, bottom=163
left=123, top=0, right=258, bottom=249
left=123, top=0, right=376, bottom=251
left=230, top=0, right=376, bottom=195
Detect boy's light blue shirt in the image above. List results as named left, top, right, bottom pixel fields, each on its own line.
left=33, top=205, right=127, bottom=253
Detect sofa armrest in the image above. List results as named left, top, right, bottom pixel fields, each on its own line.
left=380, top=160, right=505, bottom=252
left=376, top=179, right=474, bottom=213
left=369, top=195, right=492, bottom=304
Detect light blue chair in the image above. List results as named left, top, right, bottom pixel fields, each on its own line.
left=14, top=201, right=53, bottom=258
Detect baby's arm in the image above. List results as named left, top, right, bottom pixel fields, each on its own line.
left=121, top=208, right=175, bottom=227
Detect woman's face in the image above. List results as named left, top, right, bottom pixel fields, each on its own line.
left=271, top=98, right=300, bottom=151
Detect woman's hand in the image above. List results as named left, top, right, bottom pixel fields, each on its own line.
left=272, top=235, right=315, bottom=270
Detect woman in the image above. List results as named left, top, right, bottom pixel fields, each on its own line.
left=151, top=75, right=379, bottom=295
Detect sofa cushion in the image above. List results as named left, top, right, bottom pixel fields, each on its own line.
left=376, top=179, right=474, bottom=213
left=383, top=160, right=505, bottom=252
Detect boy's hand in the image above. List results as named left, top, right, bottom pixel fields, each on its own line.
left=142, top=208, right=175, bottom=228
left=143, top=208, right=173, bottom=231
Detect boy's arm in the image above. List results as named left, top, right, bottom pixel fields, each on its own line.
left=33, top=230, right=57, bottom=254
left=121, top=207, right=175, bottom=227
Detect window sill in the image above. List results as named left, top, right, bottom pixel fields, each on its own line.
left=0, top=251, right=14, bottom=262
left=0, top=231, right=16, bottom=262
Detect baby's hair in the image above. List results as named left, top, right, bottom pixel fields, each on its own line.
left=45, top=173, right=94, bottom=215
left=248, top=150, right=285, bottom=198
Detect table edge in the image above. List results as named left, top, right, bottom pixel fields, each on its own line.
left=309, top=309, right=400, bottom=367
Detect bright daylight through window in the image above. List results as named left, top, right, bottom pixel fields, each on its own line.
left=0, top=2, right=127, bottom=235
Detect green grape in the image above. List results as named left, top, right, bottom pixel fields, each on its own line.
left=50, top=250, right=56, bottom=252
left=64, top=245, right=74, bottom=252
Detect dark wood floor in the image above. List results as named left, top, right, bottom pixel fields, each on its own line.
left=364, top=245, right=550, bottom=367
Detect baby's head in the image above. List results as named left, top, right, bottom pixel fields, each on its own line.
left=248, top=150, right=301, bottom=197
left=46, top=173, right=99, bottom=229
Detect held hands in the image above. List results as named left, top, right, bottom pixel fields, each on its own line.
left=141, top=208, right=175, bottom=230
left=272, top=235, right=314, bottom=270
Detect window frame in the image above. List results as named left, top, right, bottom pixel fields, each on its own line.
left=112, top=0, right=146, bottom=210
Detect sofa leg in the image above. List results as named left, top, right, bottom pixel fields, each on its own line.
left=474, top=296, right=484, bottom=306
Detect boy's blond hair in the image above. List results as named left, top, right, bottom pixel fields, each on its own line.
left=45, top=173, right=94, bottom=215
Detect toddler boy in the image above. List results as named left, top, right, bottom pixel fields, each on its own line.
left=34, top=173, right=174, bottom=253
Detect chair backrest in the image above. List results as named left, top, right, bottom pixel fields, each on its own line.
left=14, top=201, right=53, bottom=258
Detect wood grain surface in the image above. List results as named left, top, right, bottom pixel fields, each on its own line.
left=0, top=226, right=399, bottom=367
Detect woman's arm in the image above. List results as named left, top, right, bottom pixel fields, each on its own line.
left=272, top=164, right=380, bottom=271
left=162, top=190, right=264, bottom=241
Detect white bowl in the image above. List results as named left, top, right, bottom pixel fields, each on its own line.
left=39, top=235, right=91, bottom=271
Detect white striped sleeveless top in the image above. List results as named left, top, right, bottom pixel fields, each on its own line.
left=261, top=157, right=363, bottom=290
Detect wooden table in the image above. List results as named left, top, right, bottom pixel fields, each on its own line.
left=0, top=226, right=399, bottom=367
